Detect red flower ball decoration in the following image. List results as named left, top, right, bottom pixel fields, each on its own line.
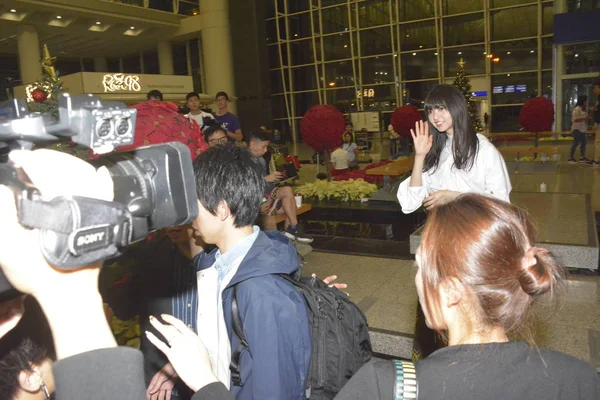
left=301, top=105, right=346, bottom=153
left=31, top=88, right=48, bottom=103
left=390, top=105, right=422, bottom=138
left=519, top=97, right=555, bottom=133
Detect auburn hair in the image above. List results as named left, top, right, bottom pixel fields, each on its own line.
left=419, top=194, right=565, bottom=338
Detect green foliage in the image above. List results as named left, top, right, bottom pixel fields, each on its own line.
left=28, top=72, right=63, bottom=121
left=297, top=178, right=378, bottom=202
left=452, top=64, right=484, bottom=133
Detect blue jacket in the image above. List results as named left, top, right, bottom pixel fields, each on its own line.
left=201, top=230, right=312, bottom=400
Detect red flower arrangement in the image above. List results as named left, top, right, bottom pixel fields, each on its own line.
left=332, top=160, right=393, bottom=185
left=300, top=105, right=346, bottom=152
left=518, top=97, right=555, bottom=133
left=390, top=106, right=422, bottom=138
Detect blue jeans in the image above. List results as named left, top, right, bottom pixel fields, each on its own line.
left=570, top=130, right=587, bottom=159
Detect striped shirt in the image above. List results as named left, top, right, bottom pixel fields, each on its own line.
left=171, top=250, right=212, bottom=331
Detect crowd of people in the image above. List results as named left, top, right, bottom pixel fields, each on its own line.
left=0, top=84, right=598, bottom=400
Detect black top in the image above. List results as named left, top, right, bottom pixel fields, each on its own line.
left=335, top=341, right=599, bottom=400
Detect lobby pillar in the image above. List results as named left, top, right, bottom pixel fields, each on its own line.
left=93, top=57, right=108, bottom=72
left=16, top=25, right=41, bottom=84
left=157, top=40, right=174, bottom=75
left=200, top=0, right=236, bottom=113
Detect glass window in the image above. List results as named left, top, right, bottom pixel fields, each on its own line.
left=323, top=32, right=352, bottom=61
left=122, top=55, right=141, bottom=74
left=143, top=51, right=159, bottom=74
left=361, top=56, right=394, bottom=85
left=269, top=45, right=284, bottom=69
left=542, top=71, right=552, bottom=100
left=542, top=3, right=554, bottom=35
left=442, top=0, right=483, bottom=15
left=490, top=105, right=523, bottom=133
left=398, top=1, right=434, bottom=21
left=288, top=13, right=312, bottom=40
left=491, top=6, right=537, bottom=41
left=55, top=59, right=82, bottom=76
left=295, top=91, right=321, bottom=117
left=402, top=80, right=438, bottom=108
left=325, top=60, right=355, bottom=87
left=542, top=37, right=553, bottom=70
left=360, top=26, right=392, bottom=56
left=322, top=0, right=347, bottom=6
left=107, top=58, right=120, bottom=73
left=172, top=43, right=187, bottom=75
left=178, top=0, right=198, bottom=16
left=491, top=0, right=535, bottom=7
left=293, top=65, right=320, bottom=91
left=326, top=88, right=358, bottom=113
left=567, top=0, right=600, bottom=12
left=287, top=1, right=310, bottom=13
left=272, top=94, right=287, bottom=119
left=266, top=19, right=277, bottom=42
left=357, top=0, right=392, bottom=28
left=82, top=59, right=93, bottom=72
left=443, top=13, right=485, bottom=46
left=321, top=6, right=350, bottom=34
left=362, top=85, right=396, bottom=110
left=564, top=41, right=600, bottom=75
left=290, top=38, right=318, bottom=65
left=491, top=71, right=537, bottom=105
left=402, top=50, right=439, bottom=80
left=443, top=44, right=486, bottom=76
left=490, top=39, right=537, bottom=73
left=270, top=70, right=284, bottom=93
left=400, top=20, right=437, bottom=52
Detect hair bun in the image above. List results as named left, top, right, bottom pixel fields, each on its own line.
left=518, top=247, right=561, bottom=297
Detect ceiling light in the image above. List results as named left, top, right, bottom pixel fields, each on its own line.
left=419, top=45, right=423, bottom=48
left=507, top=51, right=511, bottom=54
left=10, top=9, right=16, bottom=12
left=412, top=52, right=416, bottom=56
left=96, top=21, right=101, bottom=25
left=575, top=53, right=579, bottom=58
left=493, top=57, right=500, bottom=62
left=294, top=33, right=298, bottom=37
left=507, top=74, right=511, bottom=76
left=483, top=52, right=486, bottom=54
left=344, top=44, right=348, bottom=48
left=329, top=82, right=335, bottom=87
left=530, top=50, right=534, bottom=53
left=130, top=26, right=135, bottom=30
left=56, top=15, right=62, bottom=19
left=458, top=51, right=462, bottom=55
left=406, top=34, right=410, bottom=38
left=434, top=52, right=438, bottom=56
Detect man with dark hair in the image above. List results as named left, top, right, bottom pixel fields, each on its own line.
left=202, top=124, right=229, bottom=148
left=147, top=90, right=163, bottom=101
left=248, top=131, right=313, bottom=243
left=191, top=145, right=311, bottom=400
left=592, top=82, right=600, bottom=166
left=214, top=91, right=243, bottom=142
left=185, top=92, right=215, bottom=130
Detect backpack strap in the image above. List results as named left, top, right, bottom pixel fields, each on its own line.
left=230, top=284, right=250, bottom=387
left=392, top=360, right=418, bottom=400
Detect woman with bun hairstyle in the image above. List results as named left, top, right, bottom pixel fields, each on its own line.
left=397, top=84, right=511, bottom=213
left=143, top=194, right=599, bottom=399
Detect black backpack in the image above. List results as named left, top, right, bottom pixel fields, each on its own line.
left=230, top=274, right=373, bottom=399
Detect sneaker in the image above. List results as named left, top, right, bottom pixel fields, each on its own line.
left=579, top=158, right=592, bottom=164
left=568, top=158, right=576, bottom=163
left=284, top=225, right=314, bottom=244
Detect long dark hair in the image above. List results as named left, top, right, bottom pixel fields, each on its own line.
left=423, top=85, right=478, bottom=172
left=575, top=95, right=587, bottom=109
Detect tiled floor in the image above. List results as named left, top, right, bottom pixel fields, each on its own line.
left=301, top=252, right=600, bottom=368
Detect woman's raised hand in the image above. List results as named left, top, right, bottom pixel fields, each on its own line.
left=411, top=120, right=433, bottom=157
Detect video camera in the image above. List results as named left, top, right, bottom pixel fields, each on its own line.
left=0, top=94, right=198, bottom=300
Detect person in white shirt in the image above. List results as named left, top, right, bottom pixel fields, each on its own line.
left=185, top=92, right=215, bottom=130
left=568, top=95, right=592, bottom=163
left=397, top=84, right=511, bottom=214
left=330, top=143, right=350, bottom=176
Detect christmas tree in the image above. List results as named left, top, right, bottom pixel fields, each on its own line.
left=452, top=59, right=484, bottom=133
left=27, top=45, right=88, bottom=158
left=27, top=44, right=63, bottom=120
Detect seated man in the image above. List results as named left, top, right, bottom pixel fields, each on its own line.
left=203, top=124, right=229, bottom=148
left=247, top=131, right=313, bottom=243
left=191, top=145, right=312, bottom=399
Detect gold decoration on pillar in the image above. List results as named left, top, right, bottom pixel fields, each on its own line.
left=41, top=44, right=57, bottom=81
left=457, top=58, right=466, bottom=68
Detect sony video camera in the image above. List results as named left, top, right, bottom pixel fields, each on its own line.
left=0, top=94, right=198, bottom=300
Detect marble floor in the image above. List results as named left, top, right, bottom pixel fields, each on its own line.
left=301, top=252, right=600, bottom=369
